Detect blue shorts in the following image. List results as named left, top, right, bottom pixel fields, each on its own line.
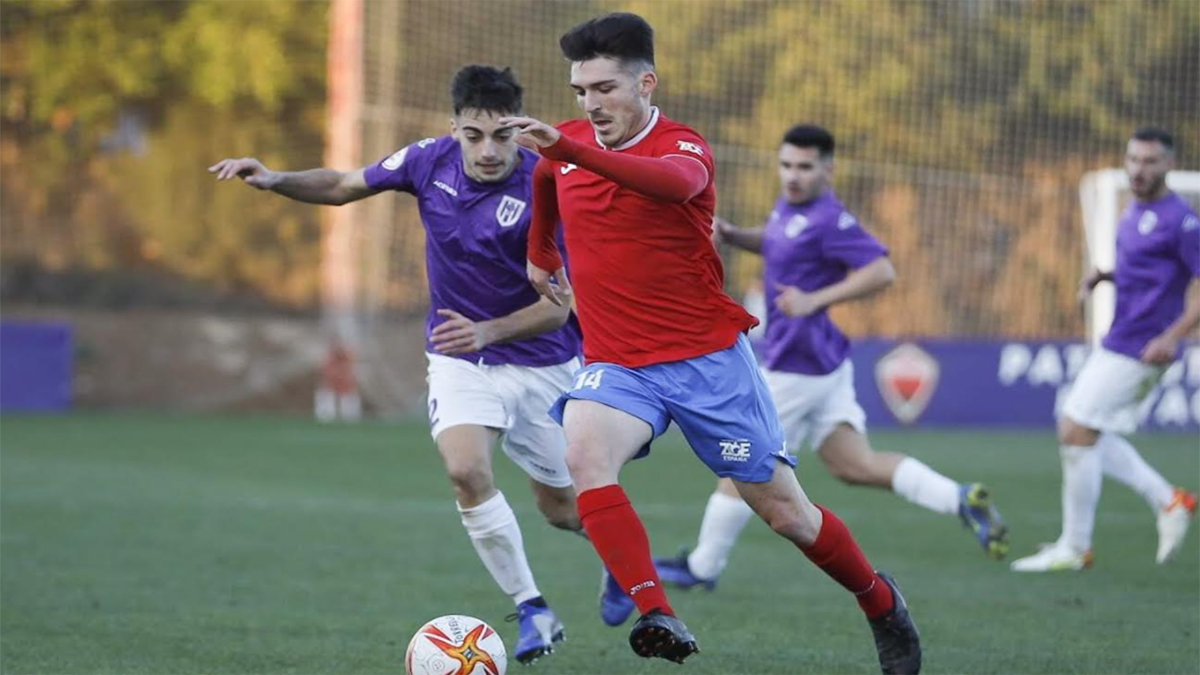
left=550, top=334, right=795, bottom=483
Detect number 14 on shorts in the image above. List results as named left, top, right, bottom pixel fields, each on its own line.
left=573, top=369, right=605, bottom=390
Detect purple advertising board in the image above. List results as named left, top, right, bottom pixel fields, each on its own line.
left=839, top=339, right=1199, bottom=431
left=0, top=321, right=73, bottom=413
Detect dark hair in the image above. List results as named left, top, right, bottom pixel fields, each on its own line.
left=1131, top=126, right=1175, bottom=152
left=559, top=13, right=655, bottom=70
left=782, top=124, right=835, bottom=158
left=450, top=65, right=523, bottom=116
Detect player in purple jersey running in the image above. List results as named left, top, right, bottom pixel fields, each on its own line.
left=210, top=66, right=583, bottom=663
left=646, top=125, right=1008, bottom=597
left=1012, top=126, right=1199, bottom=572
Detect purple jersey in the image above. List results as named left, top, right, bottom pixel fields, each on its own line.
left=364, top=136, right=581, bottom=367
left=1102, top=192, right=1200, bottom=360
left=761, top=191, right=889, bottom=375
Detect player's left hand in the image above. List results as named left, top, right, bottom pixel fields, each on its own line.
left=1140, top=333, right=1178, bottom=366
left=527, top=261, right=573, bottom=307
left=430, top=309, right=495, bottom=355
left=774, top=283, right=823, bottom=317
left=499, top=116, right=561, bottom=150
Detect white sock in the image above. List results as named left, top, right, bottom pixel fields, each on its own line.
left=891, top=457, right=961, bottom=515
left=1097, top=433, right=1174, bottom=511
left=1060, top=445, right=1103, bottom=552
left=687, top=491, right=756, bottom=580
left=457, top=491, right=540, bottom=606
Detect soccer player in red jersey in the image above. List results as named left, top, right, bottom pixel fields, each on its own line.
left=500, top=13, right=921, bottom=673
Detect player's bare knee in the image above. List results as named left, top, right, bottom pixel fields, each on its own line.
left=565, top=441, right=610, bottom=490
left=1058, top=417, right=1099, bottom=447
left=446, top=464, right=494, bottom=501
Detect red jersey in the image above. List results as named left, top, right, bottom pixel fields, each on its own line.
left=528, top=108, right=757, bottom=368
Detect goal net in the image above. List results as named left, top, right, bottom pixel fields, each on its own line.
left=334, top=0, right=1198, bottom=416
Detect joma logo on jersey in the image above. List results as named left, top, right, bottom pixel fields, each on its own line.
left=719, top=439, right=752, bottom=462
left=676, top=140, right=704, bottom=156
left=496, top=195, right=527, bottom=227
left=433, top=180, right=458, bottom=197
left=561, top=163, right=578, bottom=175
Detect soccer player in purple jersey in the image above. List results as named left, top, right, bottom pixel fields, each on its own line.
left=651, top=125, right=1009, bottom=595
left=210, top=66, right=582, bottom=663
left=1012, top=127, right=1199, bottom=572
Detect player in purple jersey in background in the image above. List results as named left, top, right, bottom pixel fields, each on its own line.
left=1012, top=127, right=1199, bottom=572
left=652, top=125, right=1009, bottom=595
left=210, top=66, right=582, bottom=663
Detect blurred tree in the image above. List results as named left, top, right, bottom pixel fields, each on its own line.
left=2, top=0, right=1196, bottom=334
left=1, top=0, right=327, bottom=307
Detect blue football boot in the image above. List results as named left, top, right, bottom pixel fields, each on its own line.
left=654, top=548, right=717, bottom=591
left=506, top=599, right=565, bottom=664
left=957, top=483, right=1009, bottom=560
left=598, top=568, right=636, bottom=627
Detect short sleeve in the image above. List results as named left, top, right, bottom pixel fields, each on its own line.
left=821, top=210, right=889, bottom=268
left=363, top=137, right=438, bottom=193
left=1180, top=211, right=1200, bottom=277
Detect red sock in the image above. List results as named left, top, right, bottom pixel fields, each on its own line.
left=799, top=505, right=894, bottom=619
left=577, top=485, right=674, bottom=617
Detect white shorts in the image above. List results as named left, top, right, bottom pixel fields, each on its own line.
left=1061, top=347, right=1164, bottom=435
left=763, top=360, right=867, bottom=453
left=426, top=353, right=580, bottom=488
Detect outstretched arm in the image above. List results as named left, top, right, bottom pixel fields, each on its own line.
left=500, top=116, right=708, bottom=204
left=429, top=298, right=572, bottom=356
left=713, top=216, right=765, bottom=254
left=775, top=257, right=896, bottom=318
left=209, top=158, right=378, bottom=205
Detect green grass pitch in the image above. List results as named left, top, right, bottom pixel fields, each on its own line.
left=2, top=413, right=1196, bottom=674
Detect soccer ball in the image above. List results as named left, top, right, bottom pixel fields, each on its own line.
left=405, top=614, right=507, bottom=675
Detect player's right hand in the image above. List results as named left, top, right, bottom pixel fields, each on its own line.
left=1077, top=268, right=1105, bottom=304
left=527, top=261, right=572, bottom=307
left=208, top=158, right=278, bottom=190
left=712, top=216, right=735, bottom=245
left=499, top=116, right=561, bottom=150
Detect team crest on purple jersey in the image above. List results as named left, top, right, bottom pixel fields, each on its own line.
left=495, top=195, right=526, bottom=228
left=361, top=135, right=580, bottom=367
left=875, top=343, right=939, bottom=424
left=1137, top=210, right=1158, bottom=234
left=784, top=214, right=809, bottom=238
